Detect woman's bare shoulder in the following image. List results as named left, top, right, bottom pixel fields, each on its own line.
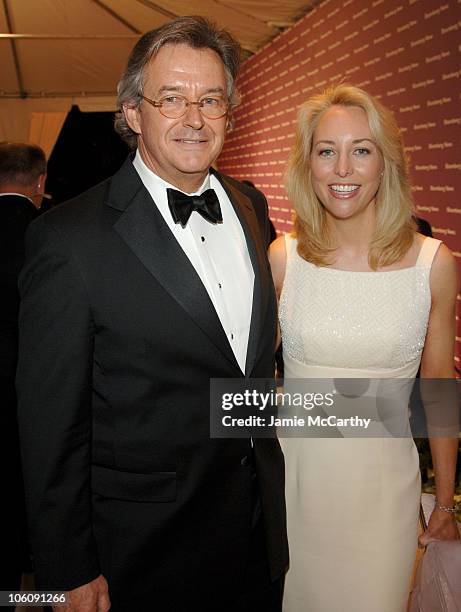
left=269, top=235, right=287, bottom=295
left=430, top=241, right=458, bottom=301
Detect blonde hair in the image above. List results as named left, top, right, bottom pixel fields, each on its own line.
left=286, top=84, right=415, bottom=268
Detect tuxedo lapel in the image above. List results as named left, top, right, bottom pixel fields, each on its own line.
left=216, top=173, right=270, bottom=376
left=107, top=160, right=241, bottom=373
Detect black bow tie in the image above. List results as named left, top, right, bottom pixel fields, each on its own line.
left=167, top=188, right=223, bottom=228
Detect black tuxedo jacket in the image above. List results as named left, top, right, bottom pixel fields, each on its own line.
left=17, top=159, right=288, bottom=609
left=0, top=194, right=38, bottom=376
left=0, top=194, right=38, bottom=590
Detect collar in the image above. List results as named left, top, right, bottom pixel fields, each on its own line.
left=0, top=192, right=34, bottom=204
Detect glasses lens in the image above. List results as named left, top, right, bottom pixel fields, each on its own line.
left=200, top=97, right=228, bottom=119
left=158, top=96, right=186, bottom=118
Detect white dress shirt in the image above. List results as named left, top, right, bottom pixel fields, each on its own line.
left=132, top=151, right=254, bottom=373
left=0, top=192, right=34, bottom=203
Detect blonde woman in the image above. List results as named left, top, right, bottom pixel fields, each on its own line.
left=270, top=85, right=459, bottom=611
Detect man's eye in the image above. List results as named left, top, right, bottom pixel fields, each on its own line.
left=161, top=96, right=182, bottom=105
left=201, top=97, right=221, bottom=107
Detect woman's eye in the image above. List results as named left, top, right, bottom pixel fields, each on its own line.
left=319, top=149, right=335, bottom=157
left=354, top=148, right=370, bottom=155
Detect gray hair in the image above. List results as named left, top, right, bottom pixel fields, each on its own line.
left=0, top=142, right=46, bottom=187
left=114, top=16, right=241, bottom=148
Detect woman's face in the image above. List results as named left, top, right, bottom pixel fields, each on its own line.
left=310, top=105, right=384, bottom=221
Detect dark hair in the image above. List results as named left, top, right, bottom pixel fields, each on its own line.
left=114, top=16, right=241, bottom=148
left=0, top=142, right=46, bottom=186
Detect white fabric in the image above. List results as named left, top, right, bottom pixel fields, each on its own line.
left=0, top=98, right=71, bottom=144
left=29, top=111, right=67, bottom=159
left=0, top=192, right=33, bottom=203
left=0, top=98, right=116, bottom=145
left=133, top=151, right=254, bottom=373
left=0, top=0, right=306, bottom=102
left=279, top=234, right=441, bottom=612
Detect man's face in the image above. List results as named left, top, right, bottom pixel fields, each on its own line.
left=124, top=43, right=229, bottom=193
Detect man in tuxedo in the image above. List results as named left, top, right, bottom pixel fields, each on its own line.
left=17, top=17, right=288, bottom=612
left=0, top=142, right=46, bottom=594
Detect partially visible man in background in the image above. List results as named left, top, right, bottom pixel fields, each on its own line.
left=0, top=142, right=46, bottom=594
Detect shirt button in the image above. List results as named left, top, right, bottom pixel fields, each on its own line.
left=218, top=283, right=222, bottom=289
left=230, top=333, right=234, bottom=340
left=201, top=236, right=205, bottom=242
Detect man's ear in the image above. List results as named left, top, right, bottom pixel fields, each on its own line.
left=123, top=104, right=142, bottom=135
left=37, top=172, right=47, bottom=191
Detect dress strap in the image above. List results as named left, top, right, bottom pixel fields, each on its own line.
left=415, top=237, right=442, bottom=268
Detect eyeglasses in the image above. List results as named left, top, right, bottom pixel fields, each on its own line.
left=141, top=94, right=229, bottom=119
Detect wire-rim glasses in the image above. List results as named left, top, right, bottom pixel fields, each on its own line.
left=141, top=94, right=229, bottom=119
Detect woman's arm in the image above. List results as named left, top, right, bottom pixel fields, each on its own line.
left=269, top=235, right=287, bottom=298
left=419, top=243, right=460, bottom=543
left=269, top=235, right=287, bottom=349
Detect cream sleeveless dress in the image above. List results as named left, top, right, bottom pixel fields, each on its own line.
left=279, top=234, right=441, bottom=612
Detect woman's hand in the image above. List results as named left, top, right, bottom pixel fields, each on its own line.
left=419, top=507, right=460, bottom=547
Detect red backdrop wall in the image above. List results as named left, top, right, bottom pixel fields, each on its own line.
left=218, top=0, right=461, bottom=366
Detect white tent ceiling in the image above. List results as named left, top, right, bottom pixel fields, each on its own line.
left=0, top=0, right=321, bottom=150
left=0, top=0, right=320, bottom=100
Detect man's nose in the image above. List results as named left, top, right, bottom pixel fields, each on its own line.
left=182, top=102, right=205, bottom=129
